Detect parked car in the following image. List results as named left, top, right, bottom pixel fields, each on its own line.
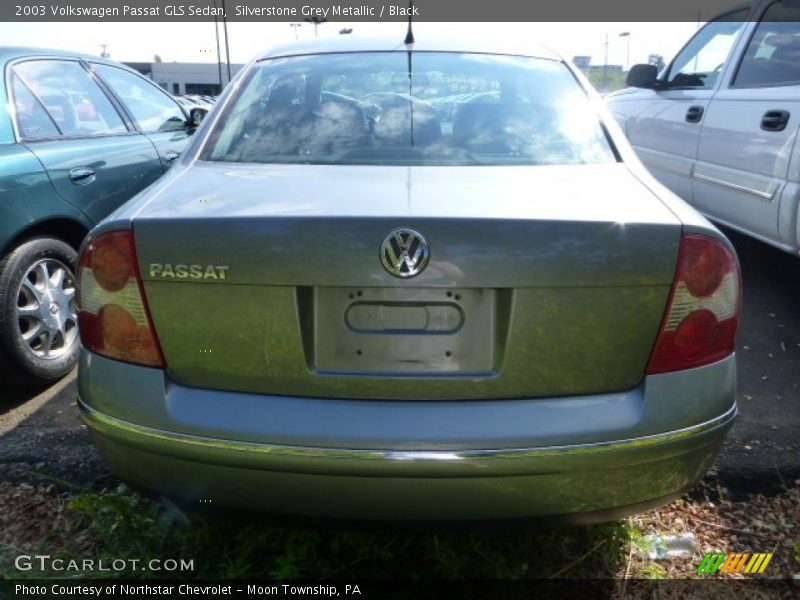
left=184, top=94, right=215, bottom=108
left=606, top=0, right=800, bottom=255
left=0, top=47, right=207, bottom=386
left=174, top=96, right=198, bottom=110
left=77, top=36, right=740, bottom=521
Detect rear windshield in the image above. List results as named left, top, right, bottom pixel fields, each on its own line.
left=202, top=52, right=616, bottom=166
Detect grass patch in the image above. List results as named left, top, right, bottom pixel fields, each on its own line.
left=1, top=479, right=797, bottom=581
left=1, top=483, right=629, bottom=580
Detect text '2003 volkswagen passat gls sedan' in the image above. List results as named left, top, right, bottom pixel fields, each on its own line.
left=77, top=36, right=740, bottom=522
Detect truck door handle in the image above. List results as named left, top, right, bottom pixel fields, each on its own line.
left=164, top=150, right=181, bottom=163
left=68, top=167, right=95, bottom=185
left=761, top=110, right=790, bottom=132
left=685, top=105, right=704, bottom=123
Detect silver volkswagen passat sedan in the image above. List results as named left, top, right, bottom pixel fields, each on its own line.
left=77, top=36, right=740, bottom=522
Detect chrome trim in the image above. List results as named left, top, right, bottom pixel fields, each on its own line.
left=79, top=399, right=736, bottom=463
left=692, top=171, right=776, bottom=201
left=380, top=228, right=430, bottom=278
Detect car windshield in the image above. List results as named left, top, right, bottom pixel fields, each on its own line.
left=202, top=51, right=616, bottom=166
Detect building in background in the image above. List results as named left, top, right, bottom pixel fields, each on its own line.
left=123, top=61, right=245, bottom=96
left=572, top=55, right=592, bottom=69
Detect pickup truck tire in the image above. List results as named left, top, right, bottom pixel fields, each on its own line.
left=0, top=238, right=79, bottom=387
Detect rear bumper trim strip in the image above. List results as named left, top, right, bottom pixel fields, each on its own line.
left=79, top=398, right=736, bottom=464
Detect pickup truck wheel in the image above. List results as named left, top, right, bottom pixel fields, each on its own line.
left=0, top=238, right=79, bottom=387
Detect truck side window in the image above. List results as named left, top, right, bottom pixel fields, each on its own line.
left=734, top=1, right=800, bottom=87
left=665, top=10, right=749, bottom=88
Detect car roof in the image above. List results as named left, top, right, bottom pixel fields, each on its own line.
left=0, top=46, right=121, bottom=66
left=256, top=35, right=562, bottom=62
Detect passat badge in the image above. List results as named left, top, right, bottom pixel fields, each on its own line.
left=380, top=229, right=430, bottom=278
left=149, top=264, right=229, bottom=281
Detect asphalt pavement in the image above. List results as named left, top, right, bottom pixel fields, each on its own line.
left=0, top=228, right=798, bottom=497
left=713, top=228, right=800, bottom=495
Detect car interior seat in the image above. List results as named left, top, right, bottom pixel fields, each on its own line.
left=373, top=101, right=441, bottom=148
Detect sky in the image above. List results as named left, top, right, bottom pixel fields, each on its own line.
left=0, top=21, right=703, bottom=69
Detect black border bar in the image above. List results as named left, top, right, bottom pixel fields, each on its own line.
left=0, top=0, right=778, bottom=22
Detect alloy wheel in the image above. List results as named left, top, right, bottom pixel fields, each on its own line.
left=15, top=259, right=78, bottom=360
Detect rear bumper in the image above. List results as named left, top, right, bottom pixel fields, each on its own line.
left=78, top=351, right=736, bottom=521
left=80, top=400, right=733, bottom=521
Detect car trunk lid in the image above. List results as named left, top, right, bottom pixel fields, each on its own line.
left=134, top=162, right=681, bottom=399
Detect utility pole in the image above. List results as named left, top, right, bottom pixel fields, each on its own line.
left=603, top=33, right=609, bottom=89
left=213, top=0, right=223, bottom=90
left=290, top=23, right=302, bottom=40
left=619, top=32, right=631, bottom=72
left=304, top=17, right=327, bottom=37
left=221, top=0, right=232, bottom=83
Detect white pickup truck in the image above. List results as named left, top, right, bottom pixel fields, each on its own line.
left=606, top=0, right=800, bottom=255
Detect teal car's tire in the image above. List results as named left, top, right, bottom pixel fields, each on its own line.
left=0, top=238, right=79, bottom=387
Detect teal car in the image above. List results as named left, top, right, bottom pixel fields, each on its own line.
left=0, top=47, right=204, bottom=386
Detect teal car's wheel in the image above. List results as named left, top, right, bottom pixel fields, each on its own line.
left=0, top=238, right=79, bottom=387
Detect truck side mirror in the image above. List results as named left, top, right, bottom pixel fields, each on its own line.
left=626, top=64, right=659, bottom=89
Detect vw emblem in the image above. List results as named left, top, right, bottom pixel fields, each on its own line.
left=380, top=228, right=430, bottom=278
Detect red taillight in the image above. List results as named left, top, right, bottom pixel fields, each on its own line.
left=77, top=230, right=165, bottom=368
left=90, top=232, right=134, bottom=292
left=646, top=234, right=740, bottom=375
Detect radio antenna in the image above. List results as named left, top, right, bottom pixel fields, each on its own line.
left=402, top=0, right=415, bottom=146
left=404, top=0, right=415, bottom=146
left=404, top=0, right=415, bottom=45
